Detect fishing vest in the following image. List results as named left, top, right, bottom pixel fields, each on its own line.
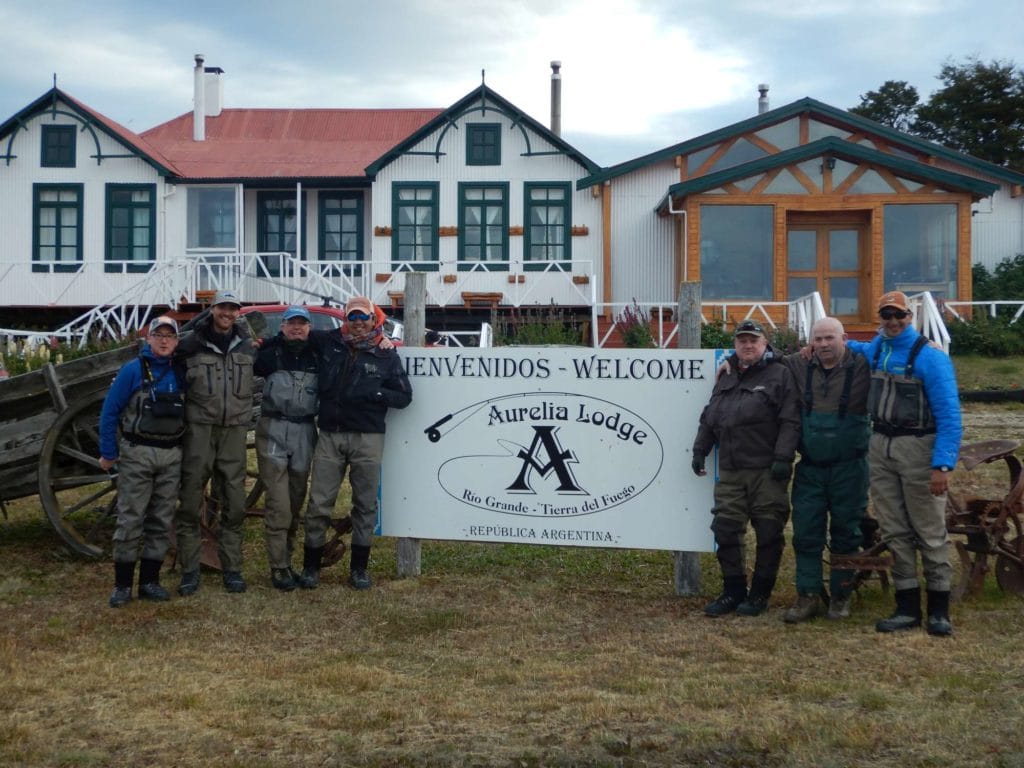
left=120, top=357, right=186, bottom=448
left=868, top=335, right=935, bottom=437
left=261, top=354, right=319, bottom=423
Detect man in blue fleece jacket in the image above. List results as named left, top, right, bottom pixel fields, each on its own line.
left=99, top=316, right=186, bottom=607
left=848, top=291, right=961, bottom=636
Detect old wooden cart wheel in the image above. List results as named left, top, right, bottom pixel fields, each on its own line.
left=38, top=390, right=117, bottom=558
left=995, top=535, right=1024, bottom=594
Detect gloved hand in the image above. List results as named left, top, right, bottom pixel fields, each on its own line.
left=770, top=460, right=792, bottom=483
left=691, top=453, right=707, bottom=476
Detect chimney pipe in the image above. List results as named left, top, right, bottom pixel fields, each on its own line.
left=550, top=61, right=562, bottom=137
left=757, top=83, right=770, bottom=115
left=193, top=54, right=206, bottom=142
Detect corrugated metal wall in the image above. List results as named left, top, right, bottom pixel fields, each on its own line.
left=971, top=187, right=1024, bottom=269
left=608, top=161, right=678, bottom=304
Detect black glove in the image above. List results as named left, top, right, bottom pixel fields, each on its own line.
left=691, top=453, right=706, bottom=476
left=770, top=460, right=792, bottom=483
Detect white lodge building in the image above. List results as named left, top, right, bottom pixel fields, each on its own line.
left=1, top=60, right=1023, bottom=340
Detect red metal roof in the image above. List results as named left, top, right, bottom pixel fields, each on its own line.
left=140, top=108, right=443, bottom=180
left=58, top=90, right=180, bottom=174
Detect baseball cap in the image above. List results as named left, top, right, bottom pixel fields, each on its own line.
left=734, top=319, right=765, bottom=338
left=212, top=289, right=242, bottom=307
left=282, top=306, right=311, bottom=322
left=149, top=316, right=179, bottom=335
left=877, top=291, right=910, bottom=312
left=344, top=296, right=375, bottom=317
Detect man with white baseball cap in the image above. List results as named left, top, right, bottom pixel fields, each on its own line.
left=174, top=288, right=256, bottom=595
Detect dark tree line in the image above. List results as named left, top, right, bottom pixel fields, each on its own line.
left=849, top=57, right=1024, bottom=172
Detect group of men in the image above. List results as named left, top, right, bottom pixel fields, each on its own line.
left=99, top=284, right=961, bottom=635
left=692, top=290, right=962, bottom=636
left=99, top=290, right=411, bottom=607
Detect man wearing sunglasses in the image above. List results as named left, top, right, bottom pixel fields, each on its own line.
left=296, top=296, right=412, bottom=590
left=847, top=290, right=962, bottom=636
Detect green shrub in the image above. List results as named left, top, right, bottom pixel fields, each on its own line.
left=616, top=301, right=655, bottom=348
left=0, top=335, right=135, bottom=377
left=769, top=324, right=803, bottom=355
left=495, top=306, right=586, bottom=346
left=946, top=313, right=1024, bottom=356
left=700, top=320, right=733, bottom=349
left=973, top=253, right=1024, bottom=303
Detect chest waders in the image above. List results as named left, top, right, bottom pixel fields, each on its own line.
left=791, top=360, right=870, bottom=598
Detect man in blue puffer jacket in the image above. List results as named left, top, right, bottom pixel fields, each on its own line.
left=99, top=316, right=185, bottom=607
left=848, top=291, right=961, bottom=636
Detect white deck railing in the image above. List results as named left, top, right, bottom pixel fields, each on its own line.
left=941, top=300, right=1024, bottom=325
left=0, top=254, right=594, bottom=346
left=591, top=293, right=827, bottom=349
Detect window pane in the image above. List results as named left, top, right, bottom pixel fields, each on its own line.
left=788, top=277, right=818, bottom=300
left=829, top=230, right=859, bottom=270
left=829, top=277, right=859, bottom=315
left=883, top=204, right=957, bottom=298
left=787, top=231, right=816, bottom=271
left=700, top=205, right=774, bottom=299
left=188, top=187, right=236, bottom=248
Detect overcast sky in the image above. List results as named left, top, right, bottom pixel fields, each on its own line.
left=0, top=0, right=1021, bottom=167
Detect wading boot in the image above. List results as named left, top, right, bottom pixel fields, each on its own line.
left=876, top=587, right=921, bottom=632
left=783, top=593, right=823, bottom=623
left=704, top=576, right=747, bottom=617
left=109, top=561, right=135, bottom=608
left=298, top=546, right=324, bottom=589
left=271, top=568, right=298, bottom=591
left=138, top=558, right=170, bottom=601
left=826, top=592, right=853, bottom=620
left=926, top=589, right=953, bottom=637
left=178, top=570, right=200, bottom=597
left=736, top=575, right=775, bottom=617
left=349, top=544, right=372, bottom=590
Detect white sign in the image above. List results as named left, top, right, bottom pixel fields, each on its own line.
left=380, top=347, right=718, bottom=551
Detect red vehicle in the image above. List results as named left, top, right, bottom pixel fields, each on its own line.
left=239, top=304, right=403, bottom=342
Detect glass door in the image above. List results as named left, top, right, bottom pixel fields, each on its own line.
left=786, top=223, right=865, bottom=320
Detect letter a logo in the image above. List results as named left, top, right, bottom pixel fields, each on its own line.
left=506, top=426, right=586, bottom=495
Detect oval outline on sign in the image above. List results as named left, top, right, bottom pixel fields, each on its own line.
left=433, top=391, right=664, bottom=518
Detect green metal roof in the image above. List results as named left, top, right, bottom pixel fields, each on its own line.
left=579, top=97, right=1024, bottom=190
left=365, top=84, right=600, bottom=178
left=654, top=136, right=1000, bottom=212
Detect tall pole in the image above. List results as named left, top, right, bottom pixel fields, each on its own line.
left=674, top=281, right=703, bottom=596
left=395, top=272, right=426, bottom=577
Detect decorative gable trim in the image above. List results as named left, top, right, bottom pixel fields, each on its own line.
left=365, top=85, right=599, bottom=178
left=0, top=88, right=177, bottom=176
left=656, top=136, right=999, bottom=212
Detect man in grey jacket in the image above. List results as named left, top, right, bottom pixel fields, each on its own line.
left=174, top=289, right=256, bottom=595
left=253, top=306, right=319, bottom=591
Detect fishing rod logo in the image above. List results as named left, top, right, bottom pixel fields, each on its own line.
left=423, top=392, right=663, bottom=517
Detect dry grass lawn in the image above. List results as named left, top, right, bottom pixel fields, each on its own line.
left=2, top=403, right=1024, bottom=767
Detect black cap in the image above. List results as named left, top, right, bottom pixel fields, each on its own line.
left=734, top=320, right=765, bottom=338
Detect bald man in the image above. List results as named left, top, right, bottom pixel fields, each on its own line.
left=782, top=317, right=871, bottom=623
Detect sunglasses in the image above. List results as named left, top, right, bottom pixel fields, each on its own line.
left=879, top=309, right=909, bottom=320
left=347, top=312, right=372, bottom=322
